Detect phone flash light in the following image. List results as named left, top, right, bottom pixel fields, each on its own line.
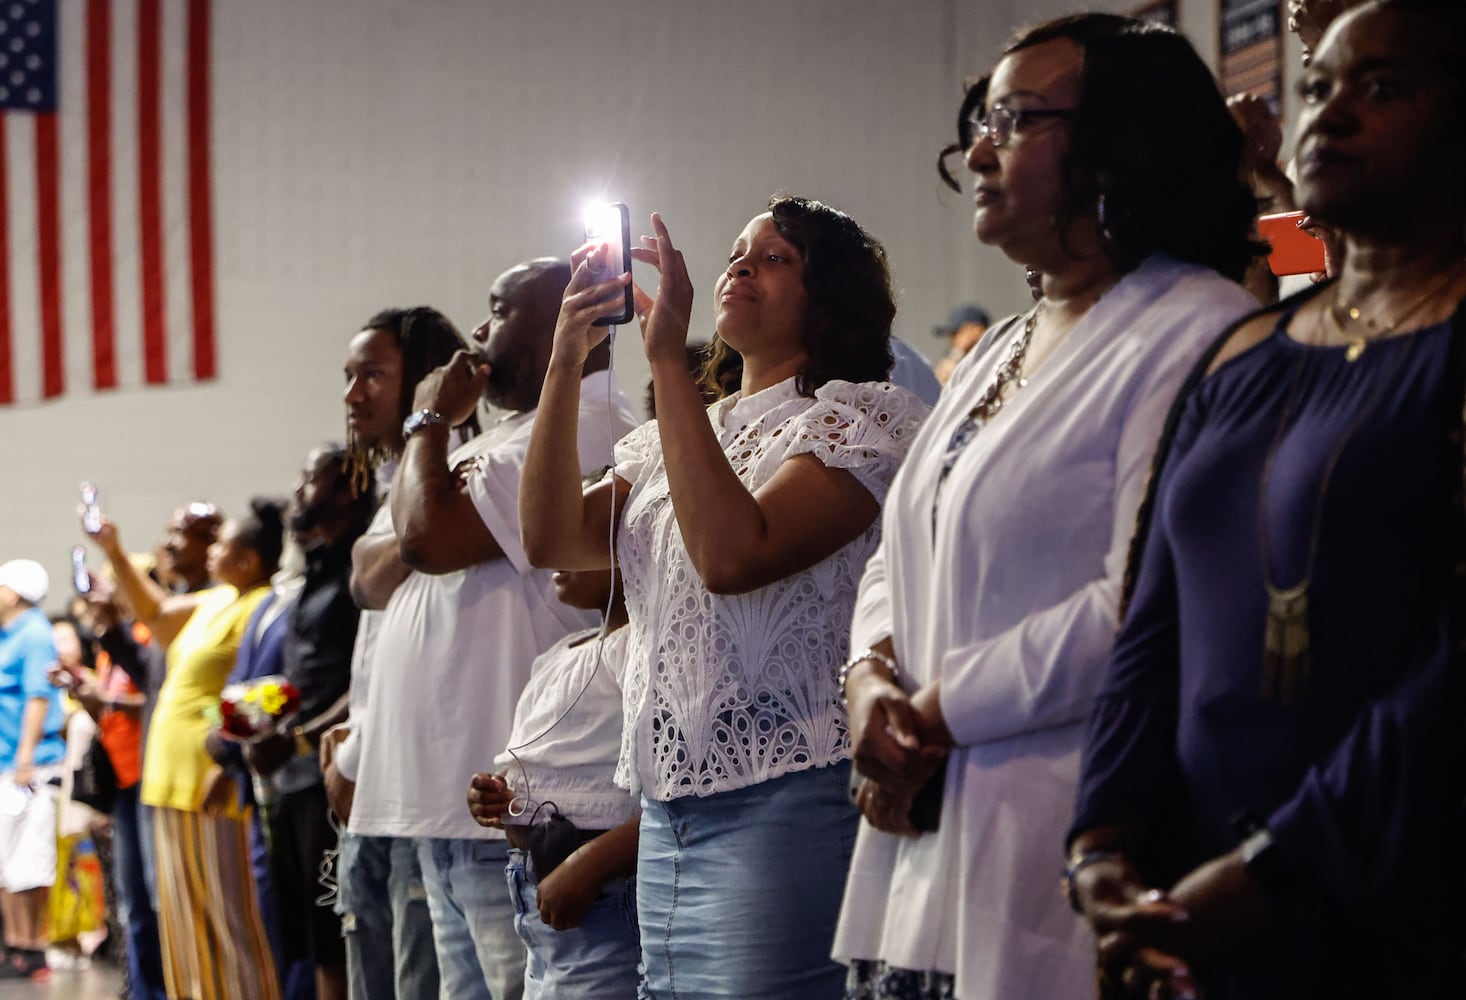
left=583, top=203, right=622, bottom=240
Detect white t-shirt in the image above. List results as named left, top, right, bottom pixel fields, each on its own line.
left=612, top=377, right=928, bottom=801
left=493, top=625, right=637, bottom=832
left=349, top=371, right=639, bottom=840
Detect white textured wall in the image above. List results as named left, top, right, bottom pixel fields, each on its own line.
left=6, top=0, right=1260, bottom=604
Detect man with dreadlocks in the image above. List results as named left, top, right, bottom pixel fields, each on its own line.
left=322, top=305, right=470, bottom=1000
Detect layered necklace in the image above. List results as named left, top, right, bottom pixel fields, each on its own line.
left=1259, top=266, right=1465, bottom=703
left=1325, top=258, right=1466, bottom=361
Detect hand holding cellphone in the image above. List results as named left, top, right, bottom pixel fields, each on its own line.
left=1258, top=211, right=1328, bottom=277
left=583, top=202, right=633, bottom=326
left=80, top=483, right=102, bottom=534
left=71, top=545, right=91, bottom=594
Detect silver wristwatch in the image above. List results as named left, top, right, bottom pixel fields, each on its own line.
left=402, top=408, right=447, bottom=439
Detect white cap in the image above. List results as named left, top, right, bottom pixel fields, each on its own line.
left=0, top=560, right=49, bottom=605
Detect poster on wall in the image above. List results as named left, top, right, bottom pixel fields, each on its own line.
left=1219, top=0, right=1283, bottom=113
left=1133, top=0, right=1179, bottom=27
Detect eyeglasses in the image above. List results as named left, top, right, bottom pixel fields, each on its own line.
left=964, top=105, right=1076, bottom=149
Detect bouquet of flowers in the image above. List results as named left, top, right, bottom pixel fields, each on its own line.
left=207, top=675, right=301, bottom=743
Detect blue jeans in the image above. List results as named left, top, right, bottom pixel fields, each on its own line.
left=636, top=762, right=859, bottom=1000
left=337, top=833, right=440, bottom=1000
left=416, top=837, right=525, bottom=1000
left=506, top=848, right=640, bottom=999
left=111, top=783, right=168, bottom=1000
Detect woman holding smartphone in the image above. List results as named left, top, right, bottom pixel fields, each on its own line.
left=830, top=14, right=1261, bottom=999
left=519, top=195, right=927, bottom=998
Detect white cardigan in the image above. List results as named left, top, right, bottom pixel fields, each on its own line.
left=832, top=256, right=1257, bottom=998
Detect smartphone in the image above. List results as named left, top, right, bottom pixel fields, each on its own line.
left=1258, top=211, right=1327, bottom=277
left=583, top=202, right=633, bottom=326
left=80, top=482, right=101, bottom=534
left=72, top=545, right=91, bottom=594
left=847, top=762, right=946, bottom=834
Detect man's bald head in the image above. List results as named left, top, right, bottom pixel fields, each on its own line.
left=472, top=257, right=601, bottom=412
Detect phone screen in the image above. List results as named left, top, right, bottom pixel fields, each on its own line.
left=584, top=203, right=633, bottom=327
left=72, top=545, right=91, bottom=594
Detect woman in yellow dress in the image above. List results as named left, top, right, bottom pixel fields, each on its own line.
left=87, top=498, right=287, bottom=1000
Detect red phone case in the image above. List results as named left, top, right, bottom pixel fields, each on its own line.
left=1258, top=211, right=1328, bottom=277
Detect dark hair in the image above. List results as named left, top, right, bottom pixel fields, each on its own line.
left=938, top=14, right=1263, bottom=282
left=236, top=497, right=287, bottom=578
left=348, top=306, right=479, bottom=493
left=699, top=195, right=896, bottom=399
left=48, top=614, right=97, bottom=671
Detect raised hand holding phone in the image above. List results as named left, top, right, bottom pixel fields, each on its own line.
left=79, top=483, right=101, bottom=536
left=71, top=545, right=91, bottom=594
left=551, top=240, right=633, bottom=366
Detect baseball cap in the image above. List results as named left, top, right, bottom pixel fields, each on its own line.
left=0, top=559, right=49, bottom=605
left=933, top=304, right=991, bottom=338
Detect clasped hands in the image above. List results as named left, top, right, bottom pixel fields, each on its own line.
left=844, top=660, right=952, bottom=837
left=1072, top=844, right=1276, bottom=999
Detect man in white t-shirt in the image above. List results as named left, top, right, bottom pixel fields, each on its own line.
left=346, top=258, right=639, bottom=1000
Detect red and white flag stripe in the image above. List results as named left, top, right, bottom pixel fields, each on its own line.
left=0, top=0, right=214, bottom=407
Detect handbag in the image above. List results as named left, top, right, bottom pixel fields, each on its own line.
left=71, top=735, right=117, bottom=815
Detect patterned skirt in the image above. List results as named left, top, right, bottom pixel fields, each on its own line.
left=846, top=959, right=957, bottom=1000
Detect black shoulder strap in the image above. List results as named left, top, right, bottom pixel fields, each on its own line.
left=1115, top=281, right=1332, bottom=624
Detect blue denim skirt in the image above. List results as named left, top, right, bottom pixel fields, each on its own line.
left=636, top=761, right=859, bottom=999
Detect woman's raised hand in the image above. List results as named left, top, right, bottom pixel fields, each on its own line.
left=551, top=241, right=633, bottom=367
left=629, top=212, right=694, bottom=364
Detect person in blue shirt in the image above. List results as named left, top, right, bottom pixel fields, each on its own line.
left=0, top=559, right=66, bottom=981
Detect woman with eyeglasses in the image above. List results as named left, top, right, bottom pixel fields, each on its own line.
left=1069, top=2, right=1466, bottom=996
left=830, top=14, right=1260, bottom=999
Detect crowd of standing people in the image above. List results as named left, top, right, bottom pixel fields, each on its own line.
left=0, top=2, right=1463, bottom=998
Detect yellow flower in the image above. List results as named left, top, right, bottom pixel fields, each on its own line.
left=259, top=684, right=287, bottom=716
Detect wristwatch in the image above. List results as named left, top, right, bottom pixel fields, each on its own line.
left=1061, top=848, right=1122, bottom=914
left=402, top=408, right=447, bottom=439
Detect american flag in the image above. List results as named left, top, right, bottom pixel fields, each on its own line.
left=0, top=0, right=213, bottom=406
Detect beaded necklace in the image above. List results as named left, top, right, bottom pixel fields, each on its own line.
left=931, top=303, right=1044, bottom=537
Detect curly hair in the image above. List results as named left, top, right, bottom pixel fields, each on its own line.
left=938, top=13, right=1263, bottom=282
left=699, top=195, right=896, bottom=399
left=347, top=306, right=478, bottom=494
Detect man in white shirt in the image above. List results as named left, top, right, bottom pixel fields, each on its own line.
left=346, top=258, right=639, bottom=1000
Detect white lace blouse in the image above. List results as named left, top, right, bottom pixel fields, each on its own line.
left=612, top=376, right=928, bottom=801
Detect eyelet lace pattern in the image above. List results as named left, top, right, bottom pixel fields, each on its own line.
left=613, top=378, right=928, bottom=799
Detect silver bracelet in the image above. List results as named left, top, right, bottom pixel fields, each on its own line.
left=838, top=647, right=900, bottom=703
